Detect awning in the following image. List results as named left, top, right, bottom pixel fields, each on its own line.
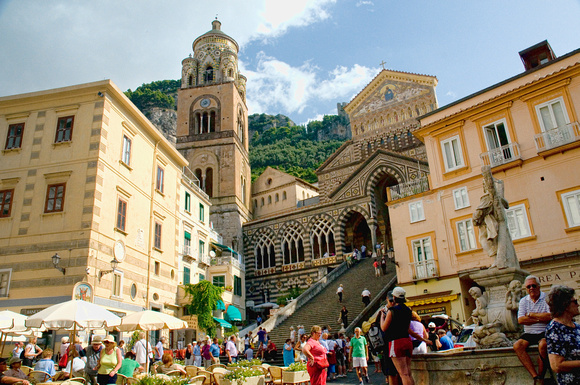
left=215, top=300, right=226, bottom=311
left=224, top=305, right=242, bottom=322
left=211, top=242, right=239, bottom=256
left=213, top=317, right=232, bottom=329
left=406, top=294, right=458, bottom=307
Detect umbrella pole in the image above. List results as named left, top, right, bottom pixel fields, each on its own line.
left=146, top=330, right=149, bottom=373
left=0, top=332, right=5, bottom=356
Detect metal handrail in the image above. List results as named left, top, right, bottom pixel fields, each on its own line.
left=388, top=177, right=430, bottom=201
left=409, top=259, right=439, bottom=280
left=534, top=122, right=580, bottom=152
left=480, top=142, right=521, bottom=168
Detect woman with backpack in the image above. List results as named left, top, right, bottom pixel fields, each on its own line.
left=22, top=336, right=42, bottom=367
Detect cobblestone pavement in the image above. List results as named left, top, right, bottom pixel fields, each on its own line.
left=325, top=367, right=386, bottom=385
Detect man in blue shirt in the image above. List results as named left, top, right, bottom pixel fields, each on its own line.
left=437, top=329, right=454, bottom=351
left=210, top=338, right=221, bottom=364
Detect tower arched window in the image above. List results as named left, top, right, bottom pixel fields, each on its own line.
left=241, top=175, right=246, bottom=205
left=393, top=135, right=398, bottom=149
left=275, top=193, right=279, bottom=202
left=282, top=224, right=305, bottom=265
left=188, top=75, right=194, bottom=87
left=228, top=68, right=233, bottom=78
left=282, top=191, right=287, bottom=200
left=268, top=195, right=272, bottom=204
left=194, top=112, right=201, bottom=134
left=237, top=108, right=245, bottom=144
left=209, top=110, right=216, bottom=132
left=195, top=168, right=203, bottom=188
left=205, top=66, right=214, bottom=83
left=254, top=199, right=258, bottom=209
left=255, top=232, right=276, bottom=269
left=261, top=198, right=264, bottom=207
left=310, top=218, right=336, bottom=259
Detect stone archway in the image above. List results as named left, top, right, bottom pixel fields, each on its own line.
left=342, top=211, right=372, bottom=254
left=364, top=167, right=402, bottom=248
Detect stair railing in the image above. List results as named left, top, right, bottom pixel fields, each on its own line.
left=344, top=275, right=397, bottom=335
left=252, top=261, right=349, bottom=335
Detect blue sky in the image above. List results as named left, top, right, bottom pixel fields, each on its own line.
left=1, top=0, right=580, bottom=125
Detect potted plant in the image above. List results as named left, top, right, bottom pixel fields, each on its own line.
left=282, top=362, right=309, bottom=384
left=223, top=367, right=264, bottom=385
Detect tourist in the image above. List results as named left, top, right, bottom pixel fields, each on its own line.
left=117, top=340, right=126, bottom=357
left=340, top=306, right=349, bottom=328
left=96, top=335, right=122, bottom=385
left=349, top=327, right=369, bottom=385
left=0, top=358, right=31, bottom=385
left=244, top=332, right=252, bottom=351
left=436, top=330, right=454, bottom=351
left=545, top=285, right=580, bottom=385
left=361, top=245, right=366, bottom=258
left=283, top=339, right=295, bottom=367
left=34, top=349, right=56, bottom=382
left=298, top=325, right=305, bottom=339
left=154, top=352, right=186, bottom=375
left=62, top=346, right=86, bottom=379
left=153, top=336, right=165, bottom=363
left=74, top=338, right=86, bottom=358
left=4, top=357, right=27, bottom=380
left=23, top=336, right=43, bottom=367
left=450, top=329, right=460, bottom=343
left=226, top=335, right=239, bottom=363
left=184, top=343, right=194, bottom=366
left=297, top=334, right=308, bottom=362
left=201, top=339, right=212, bottom=368
left=118, top=352, right=141, bottom=379
left=327, top=335, right=338, bottom=381
left=345, top=336, right=352, bottom=373
left=303, top=325, right=328, bottom=385
left=245, top=343, right=254, bottom=360
left=11, top=342, right=23, bottom=360
left=335, top=333, right=347, bottom=378
left=379, top=291, right=399, bottom=384
left=380, top=257, right=387, bottom=276
left=257, top=327, right=267, bottom=350
left=290, top=326, right=296, bottom=343
left=409, top=312, right=428, bottom=355
left=211, top=338, right=221, bottom=364
left=337, top=284, right=344, bottom=303
left=85, top=335, right=103, bottom=385
left=265, top=340, right=277, bottom=361
left=131, top=332, right=151, bottom=371
left=375, top=243, right=382, bottom=258
left=427, top=322, right=440, bottom=352
left=59, top=336, right=70, bottom=369
left=361, top=288, right=371, bottom=307
left=192, top=341, right=202, bottom=366
left=373, top=260, right=381, bottom=277
left=257, top=315, right=262, bottom=325
left=514, top=275, right=551, bottom=384
left=379, top=287, right=414, bottom=385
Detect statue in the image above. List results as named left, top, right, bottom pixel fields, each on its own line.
left=469, top=287, right=489, bottom=324
left=473, top=169, right=518, bottom=269
left=505, top=280, right=524, bottom=311
left=472, top=321, right=512, bottom=348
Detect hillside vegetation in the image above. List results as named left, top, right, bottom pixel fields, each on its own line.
left=125, top=80, right=348, bottom=184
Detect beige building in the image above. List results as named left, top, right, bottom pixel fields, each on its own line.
left=0, top=80, right=187, bottom=330
left=387, top=41, right=580, bottom=323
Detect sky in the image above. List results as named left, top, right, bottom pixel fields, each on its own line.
left=1, top=0, right=580, bottom=125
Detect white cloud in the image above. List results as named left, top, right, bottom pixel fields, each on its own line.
left=242, top=53, right=377, bottom=117
left=356, top=1, right=374, bottom=7
left=446, top=91, right=457, bottom=98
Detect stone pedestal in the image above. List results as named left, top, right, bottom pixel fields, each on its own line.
left=469, top=267, right=528, bottom=332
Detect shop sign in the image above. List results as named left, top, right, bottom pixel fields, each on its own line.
left=416, top=306, right=446, bottom=316
left=20, top=308, right=45, bottom=316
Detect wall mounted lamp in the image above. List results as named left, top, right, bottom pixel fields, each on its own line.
left=52, top=253, right=66, bottom=275
left=99, top=258, right=120, bottom=280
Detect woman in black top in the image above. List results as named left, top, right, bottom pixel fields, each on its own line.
left=340, top=306, right=348, bottom=327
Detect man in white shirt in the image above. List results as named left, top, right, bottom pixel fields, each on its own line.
left=514, top=275, right=551, bottom=383
left=361, top=289, right=371, bottom=307
left=226, top=335, right=238, bottom=363
left=337, top=285, right=344, bottom=303
left=132, top=333, right=152, bottom=370
left=154, top=336, right=165, bottom=362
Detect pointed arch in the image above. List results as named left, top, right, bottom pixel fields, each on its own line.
left=253, top=227, right=277, bottom=270
left=308, top=214, right=336, bottom=259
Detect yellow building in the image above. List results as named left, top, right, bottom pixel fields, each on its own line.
left=387, top=41, right=580, bottom=323
left=0, top=80, right=188, bottom=325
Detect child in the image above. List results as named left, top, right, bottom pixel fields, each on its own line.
left=34, top=349, right=56, bottom=382
left=244, top=344, right=254, bottom=360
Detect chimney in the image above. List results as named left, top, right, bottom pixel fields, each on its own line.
left=519, top=40, right=556, bottom=71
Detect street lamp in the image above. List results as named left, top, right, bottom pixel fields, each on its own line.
left=51, top=253, right=66, bottom=275
left=99, top=258, right=120, bottom=280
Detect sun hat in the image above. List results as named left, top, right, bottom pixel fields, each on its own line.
left=92, top=335, right=103, bottom=344
left=9, top=357, right=22, bottom=366
left=103, top=335, right=116, bottom=343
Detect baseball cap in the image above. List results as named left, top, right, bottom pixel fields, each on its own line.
left=428, top=322, right=436, bottom=328
left=392, top=287, right=406, bottom=301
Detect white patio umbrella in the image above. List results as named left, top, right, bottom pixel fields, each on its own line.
left=114, top=310, right=187, bottom=370
left=254, top=302, right=279, bottom=309
left=26, top=300, right=121, bottom=330
left=0, top=310, right=29, bottom=355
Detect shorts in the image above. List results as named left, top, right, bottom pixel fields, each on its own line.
left=352, top=357, right=368, bottom=368
left=328, top=364, right=336, bottom=373
left=336, top=353, right=345, bottom=366
left=519, top=332, right=545, bottom=345
left=388, top=338, right=413, bottom=358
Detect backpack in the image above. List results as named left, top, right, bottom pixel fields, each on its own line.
left=335, top=339, right=344, bottom=355
left=367, top=323, right=385, bottom=352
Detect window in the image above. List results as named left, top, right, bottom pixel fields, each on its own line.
left=453, top=187, right=470, bottom=210
left=409, top=201, right=425, bottom=223
left=122, top=135, right=132, bottom=165
left=184, top=231, right=191, bottom=255
left=562, top=189, right=580, bottom=228
left=241, top=176, right=246, bottom=205
left=275, top=193, right=279, bottom=202
left=234, top=275, right=242, bottom=296
left=268, top=195, right=272, bottom=204
left=5, top=123, right=24, bottom=149
left=282, top=224, right=305, bottom=265
left=112, top=271, right=123, bottom=298
left=185, top=192, right=191, bottom=212
left=535, top=97, right=569, bottom=131
left=0, top=189, right=14, bottom=218
left=310, top=218, right=336, bottom=259
left=199, top=273, right=205, bottom=281
left=199, top=203, right=205, bottom=222
left=156, top=166, right=164, bottom=193
left=154, top=222, right=162, bottom=249
left=154, top=261, right=160, bottom=275
left=441, top=135, right=464, bottom=171
left=212, top=275, right=225, bottom=287
left=254, top=232, right=276, bottom=269
left=45, top=183, right=66, bottom=213
left=483, top=120, right=511, bottom=151
left=0, top=269, right=12, bottom=297
left=456, top=219, right=477, bottom=252
left=506, top=204, right=532, bottom=239
left=199, top=240, right=205, bottom=260
left=55, top=116, right=74, bottom=143
left=183, top=267, right=191, bottom=285
left=411, top=237, right=437, bottom=279
left=282, top=191, right=287, bottom=200
left=116, top=198, right=127, bottom=231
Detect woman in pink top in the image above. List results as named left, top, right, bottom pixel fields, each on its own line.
left=302, top=325, right=328, bottom=385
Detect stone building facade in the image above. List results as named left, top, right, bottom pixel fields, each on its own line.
left=244, top=70, right=438, bottom=304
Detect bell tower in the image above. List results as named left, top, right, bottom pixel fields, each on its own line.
left=176, top=19, right=251, bottom=255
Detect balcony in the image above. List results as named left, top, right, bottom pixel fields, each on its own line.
left=210, top=255, right=245, bottom=272
left=410, top=259, right=439, bottom=280
left=388, top=177, right=430, bottom=201
left=480, top=142, right=522, bottom=170
left=198, top=253, right=211, bottom=266
left=534, top=122, right=580, bottom=155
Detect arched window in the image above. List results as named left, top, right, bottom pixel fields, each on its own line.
left=255, top=232, right=276, bottom=269
left=188, top=75, right=194, bottom=87
left=393, top=135, right=398, bottom=149
left=275, top=193, right=279, bottom=202
left=254, top=199, right=258, bottom=209
left=268, top=195, right=272, bottom=204
left=205, top=66, right=214, bottom=83
left=282, top=191, right=287, bottom=200
left=282, top=225, right=305, bottom=265
left=310, top=218, right=336, bottom=259
left=200, top=112, right=209, bottom=133
left=261, top=198, right=265, bottom=207
left=194, top=112, right=201, bottom=134
left=195, top=168, right=203, bottom=187
left=241, top=176, right=246, bottom=205
left=209, top=111, right=216, bottom=132
left=228, top=68, right=233, bottom=78
left=367, top=142, right=372, bottom=154
left=205, top=168, right=213, bottom=197
left=237, top=108, right=244, bottom=143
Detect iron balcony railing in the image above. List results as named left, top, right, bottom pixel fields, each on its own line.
left=480, top=142, right=521, bottom=168
left=410, top=259, right=439, bottom=280
left=534, top=122, right=580, bottom=152
left=210, top=255, right=246, bottom=271
left=388, top=177, right=430, bottom=201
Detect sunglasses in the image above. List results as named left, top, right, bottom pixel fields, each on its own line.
left=526, top=284, right=538, bottom=289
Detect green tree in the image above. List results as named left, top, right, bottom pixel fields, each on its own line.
left=183, top=281, right=224, bottom=338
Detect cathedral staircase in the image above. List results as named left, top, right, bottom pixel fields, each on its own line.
left=254, top=257, right=396, bottom=364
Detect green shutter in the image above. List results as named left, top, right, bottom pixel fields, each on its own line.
left=184, top=267, right=190, bottom=284
left=184, top=231, right=191, bottom=240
